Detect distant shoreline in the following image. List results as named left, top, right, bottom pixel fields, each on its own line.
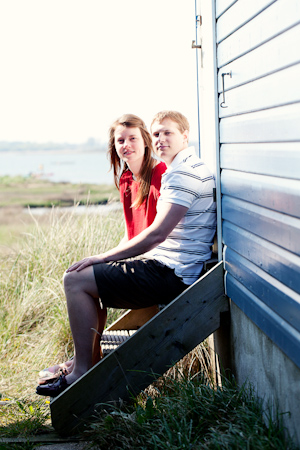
left=0, top=148, right=108, bottom=155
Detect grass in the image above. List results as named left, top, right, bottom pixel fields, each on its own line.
left=0, top=175, right=118, bottom=207
left=86, top=373, right=296, bottom=450
left=0, top=184, right=297, bottom=449
left=0, top=176, right=118, bottom=254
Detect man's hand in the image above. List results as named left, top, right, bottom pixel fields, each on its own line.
left=66, top=255, right=106, bottom=273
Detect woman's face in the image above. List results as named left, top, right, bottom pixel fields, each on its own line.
left=114, top=125, right=145, bottom=168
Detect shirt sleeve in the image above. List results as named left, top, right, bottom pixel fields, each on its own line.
left=159, top=167, right=203, bottom=208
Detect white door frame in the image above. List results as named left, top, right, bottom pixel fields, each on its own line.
left=195, top=0, right=222, bottom=261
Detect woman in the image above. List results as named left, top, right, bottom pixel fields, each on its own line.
left=37, top=114, right=166, bottom=386
left=111, top=113, right=166, bottom=242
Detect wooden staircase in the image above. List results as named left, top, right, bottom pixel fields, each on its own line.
left=50, top=261, right=227, bottom=436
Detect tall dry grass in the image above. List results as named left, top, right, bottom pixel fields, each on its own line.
left=0, top=202, right=213, bottom=402
left=0, top=205, right=124, bottom=399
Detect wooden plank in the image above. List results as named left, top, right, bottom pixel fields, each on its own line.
left=220, top=103, right=300, bottom=143
left=220, top=143, right=300, bottom=180
left=223, top=221, right=300, bottom=295
left=50, top=262, right=227, bottom=436
left=222, top=196, right=300, bottom=255
left=217, top=0, right=276, bottom=43
left=219, top=63, right=300, bottom=117
left=217, top=0, right=300, bottom=66
left=221, top=169, right=300, bottom=218
left=225, top=248, right=300, bottom=331
left=105, top=305, right=160, bottom=331
left=217, top=25, right=300, bottom=91
left=216, top=0, right=238, bottom=19
left=226, top=273, right=300, bottom=370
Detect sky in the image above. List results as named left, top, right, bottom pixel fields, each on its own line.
left=0, top=0, right=199, bottom=145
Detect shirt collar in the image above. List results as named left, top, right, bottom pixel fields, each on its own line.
left=166, top=146, right=196, bottom=172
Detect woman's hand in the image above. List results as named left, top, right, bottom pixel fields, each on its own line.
left=66, top=255, right=106, bottom=273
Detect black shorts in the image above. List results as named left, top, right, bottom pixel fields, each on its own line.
left=93, top=257, right=187, bottom=309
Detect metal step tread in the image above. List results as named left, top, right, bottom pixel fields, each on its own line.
left=101, top=329, right=137, bottom=355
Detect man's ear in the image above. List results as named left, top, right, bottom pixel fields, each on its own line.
left=183, top=129, right=189, bottom=143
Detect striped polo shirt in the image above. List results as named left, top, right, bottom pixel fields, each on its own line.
left=145, top=147, right=217, bottom=285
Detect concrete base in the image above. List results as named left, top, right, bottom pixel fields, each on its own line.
left=229, top=302, right=300, bottom=445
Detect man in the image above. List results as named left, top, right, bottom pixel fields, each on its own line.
left=36, top=111, right=217, bottom=396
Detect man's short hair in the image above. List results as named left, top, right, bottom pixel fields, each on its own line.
left=151, top=110, right=190, bottom=134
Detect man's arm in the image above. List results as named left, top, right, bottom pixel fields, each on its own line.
left=66, top=202, right=188, bottom=272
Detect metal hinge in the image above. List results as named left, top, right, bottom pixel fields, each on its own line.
left=196, top=15, right=202, bottom=25
left=191, top=40, right=202, bottom=49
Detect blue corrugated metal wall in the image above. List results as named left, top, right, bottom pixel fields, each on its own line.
left=216, top=0, right=300, bottom=367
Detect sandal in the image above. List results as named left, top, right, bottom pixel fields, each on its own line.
left=36, top=374, right=71, bottom=397
left=38, top=367, right=70, bottom=385
left=38, top=356, right=74, bottom=379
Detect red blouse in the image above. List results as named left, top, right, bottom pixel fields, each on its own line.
left=119, top=161, right=167, bottom=240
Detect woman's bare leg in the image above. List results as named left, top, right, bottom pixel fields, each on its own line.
left=92, top=301, right=107, bottom=365
left=63, top=266, right=107, bottom=385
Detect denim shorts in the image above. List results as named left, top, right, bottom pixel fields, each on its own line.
left=93, top=257, right=187, bottom=309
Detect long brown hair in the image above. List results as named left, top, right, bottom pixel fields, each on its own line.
left=108, top=114, right=156, bottom=208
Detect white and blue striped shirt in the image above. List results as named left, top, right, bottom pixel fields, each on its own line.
left=145, top=147, right=217, bottom=285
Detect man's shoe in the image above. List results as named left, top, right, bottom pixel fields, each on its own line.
left=36, top=374, right=70, bottom=397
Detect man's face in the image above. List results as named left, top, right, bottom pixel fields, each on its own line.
left=151, top=118, right=189, bottom=166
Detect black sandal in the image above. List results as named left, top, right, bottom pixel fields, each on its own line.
left=36, top=374, right=71, bottom=397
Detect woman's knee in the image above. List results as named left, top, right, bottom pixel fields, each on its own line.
left=63, top=270, right=79, bottom=294
left=63, top=266, right=99, bottom=298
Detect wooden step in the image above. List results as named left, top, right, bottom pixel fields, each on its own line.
left=50, top=261, right=227, bottom=436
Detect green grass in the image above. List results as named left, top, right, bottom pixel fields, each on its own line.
left=0, top=398, right=50, bottom=438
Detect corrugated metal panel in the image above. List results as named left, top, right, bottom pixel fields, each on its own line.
left=222, top=196, right=300, bottom=255
left=221, top=170, right=300, bottom=217
left=220, top=143, right=300, bottom=179
left=223, top=222, right=300, bottom=294
left=226, top=273, right=300, bottom=368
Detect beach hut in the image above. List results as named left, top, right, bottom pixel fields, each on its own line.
left=194, top=0, right=300, bottom=443
left=49, top=1, right=300, bottom=440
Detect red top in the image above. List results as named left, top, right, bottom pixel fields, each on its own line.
left=119, top=161, right=167, bottom=240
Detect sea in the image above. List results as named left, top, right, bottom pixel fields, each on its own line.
left=0, top=150, right=114, bottom=185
